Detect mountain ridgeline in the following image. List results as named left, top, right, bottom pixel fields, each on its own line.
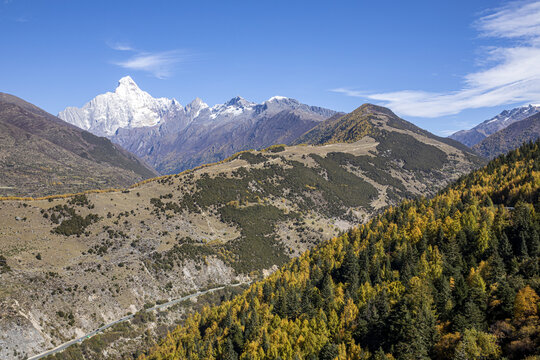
left=139, top=140, right=540, bottom=360
left=294, top=104, right=480, bottom=171
left=0, top=93, right=157, bottom=197
left=0, top=103, right=482, bottom=359
left=450, top=104, right=540, bottom=147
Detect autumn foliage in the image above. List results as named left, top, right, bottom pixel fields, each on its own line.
left=139, top=141, right=539, bottom=360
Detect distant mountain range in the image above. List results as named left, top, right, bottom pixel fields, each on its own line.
left=59, top=76, right=337, bottom=174
left=473, top=112, right=540, bottom=158
left=0, top=92, right=157, bottom=197
left=449, top=104, right=540, bottom=147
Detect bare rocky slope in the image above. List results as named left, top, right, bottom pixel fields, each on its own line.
left=0, top=104, right=482, bottom=359
left=0, top=93, right=157, bottom=197
left=449, top=104, right=540, bottom=147
left=472, top=112, right=540, bottom=158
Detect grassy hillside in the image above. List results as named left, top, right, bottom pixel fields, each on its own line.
left=0, top=113, right=481, bottom=359
left=292, top=105, right=377, bottom=145
left=139, top=140, right=540, bottom=360
left=293, top=104, right=481, bottom=169
left=0, top=93, right=157, bottom=197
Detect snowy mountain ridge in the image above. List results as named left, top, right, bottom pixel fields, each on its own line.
left=58, top=76, right=337, bottom=174
left=449, top=104, right=540, bottom=147
left=58, top=77, right=331, bottom=137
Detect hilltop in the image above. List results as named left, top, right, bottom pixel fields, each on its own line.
left=293, top=104, right=476, bottom=166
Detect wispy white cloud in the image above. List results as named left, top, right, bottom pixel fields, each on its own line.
left=113, top=51, right=186, bottom=79
left=439, top=129, right=461, bottom=136
left=109, top=43, right=187, bottom=79
left=332, top=1, right=540, bottom=118
left=107, top=42, right=135, bottom=51
left=332, top=88, right=366, bottom=98
left=476, top=1, right=540, bottom=41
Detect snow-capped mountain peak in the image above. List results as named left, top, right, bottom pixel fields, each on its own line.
left=207, top=96, right=255, bottom=120
left=58, top=76, right=177, bottom=136
left=185, top=97, right=209, bottom=118
left=225, top=96, right=254, bottom=108
left=115, top=76, right=142, bottom=95
left=117, top=75, right=137, bottom=87
left=264, top=96, right=301, bottom=107
left=267, top=95, right=290, bottom=102
left=480, top=104, right=540, bottom=131
left=187, top=97, right=208, bottom=109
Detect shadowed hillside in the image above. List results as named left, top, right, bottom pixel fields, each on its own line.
left=0, top=93, right=157, bottom=197
left=473, top=112, right=540, bottom=158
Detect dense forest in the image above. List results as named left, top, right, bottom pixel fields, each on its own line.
left=139, top=141, right=539, bottom=360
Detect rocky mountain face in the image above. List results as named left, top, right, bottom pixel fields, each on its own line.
left=449, top=104, right=540, bottom=147
left=473, top=112, right=540, bottom=158
left=0, top=93, right=157, bottom=197
left=58, top=77, right=337, bottom=174
left=0, top=104, right=482, bottom=359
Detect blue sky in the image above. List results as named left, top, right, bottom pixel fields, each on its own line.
left=2, top=0, right=540, bottom=135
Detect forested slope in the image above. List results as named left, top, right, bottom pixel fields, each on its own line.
left=140, top=140, right=540, bottom=360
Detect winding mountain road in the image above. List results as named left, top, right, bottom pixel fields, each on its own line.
left=28, top=282, right=247, bottom=360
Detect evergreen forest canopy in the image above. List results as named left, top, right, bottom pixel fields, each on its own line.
left=134, top=140, right=540, bottom=360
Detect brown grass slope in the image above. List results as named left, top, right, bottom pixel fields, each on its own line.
left=294, top=104, right=475, bottom=151
left=293, top=103, right=483, bottom=169
left=0, top=93, right=157, bottom=197
left=0, top=103, right=483, bottom=359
